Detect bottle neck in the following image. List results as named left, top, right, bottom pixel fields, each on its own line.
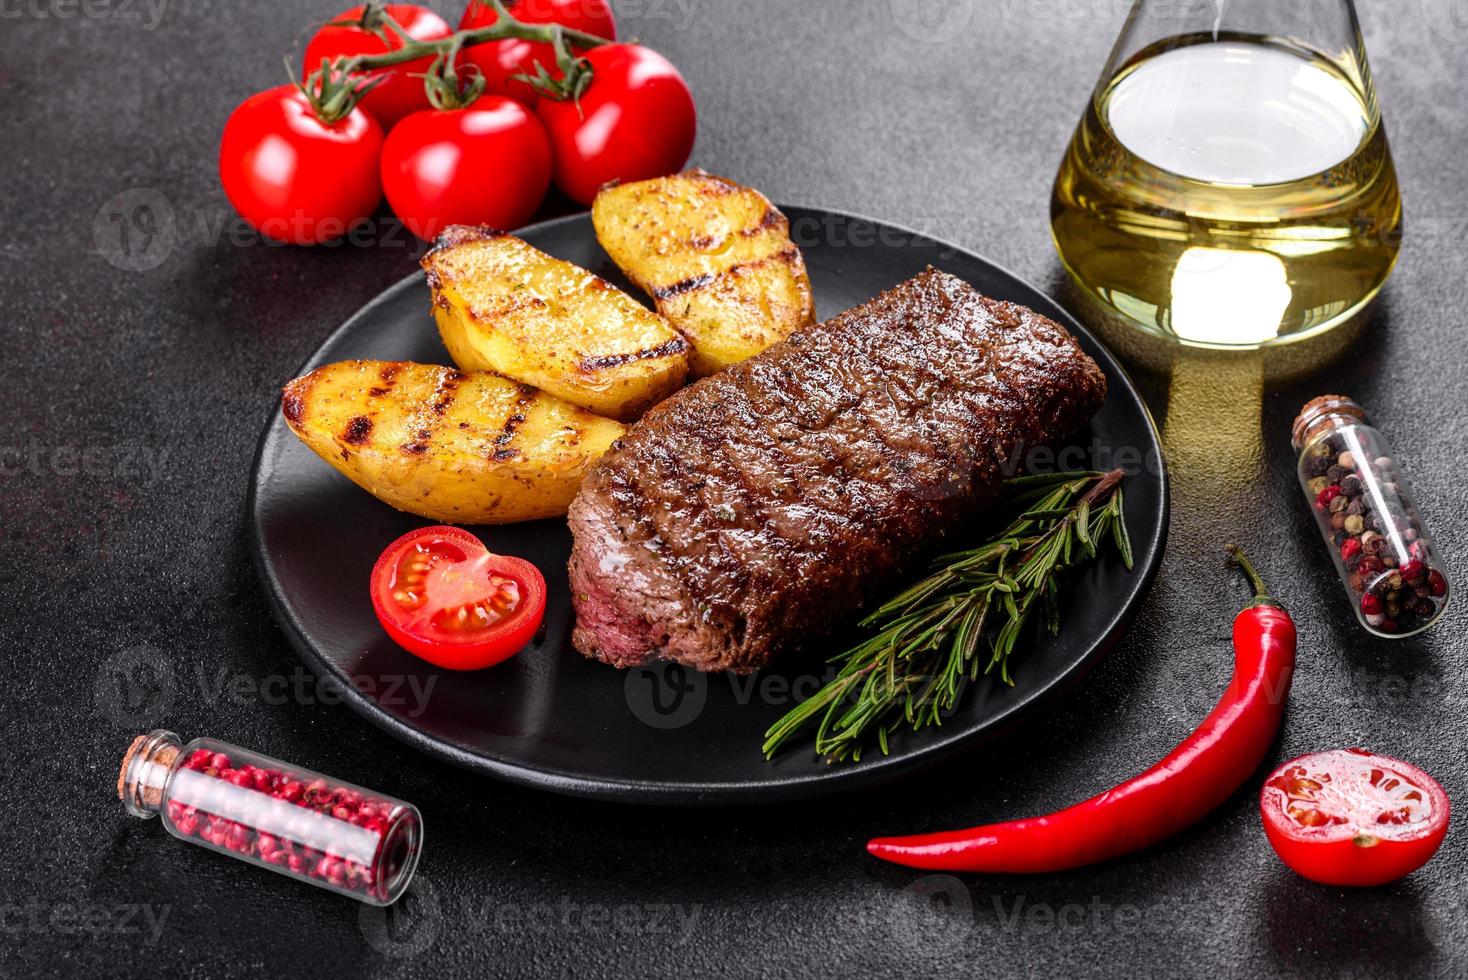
left=118, top=729, right=183, bottom=819
left=1292, top=395, right=1368, bottom=453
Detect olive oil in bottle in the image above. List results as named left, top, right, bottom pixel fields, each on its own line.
left=1051, top=33, right=1400, bottom=364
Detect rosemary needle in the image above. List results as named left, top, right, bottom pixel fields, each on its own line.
left=762, top=469, right=1132, bottom=763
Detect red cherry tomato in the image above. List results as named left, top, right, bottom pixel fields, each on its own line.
left=380, top=97, right=551, bottom=240
left=458, top=0, right=617, bottom=106
left=303, top=4, right=453, bottom=128
left=370, top=526, right=547, bottom=671
left=219, top=85, right=383, bottom=245
left=1260, top=748, right=1450, bottom=887
left=535, top=44, right=696, bottom=205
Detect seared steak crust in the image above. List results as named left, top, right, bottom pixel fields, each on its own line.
left=568, top=269, right=1107, bottom=674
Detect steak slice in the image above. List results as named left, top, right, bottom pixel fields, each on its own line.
left=567, top=268, right=1107, bottom=674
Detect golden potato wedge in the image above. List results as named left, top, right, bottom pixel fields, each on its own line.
left=422, top=226, right=689, bottom=422
left=281, top=360, right=625, bottom=524
left=592, top=170, right=816, bottom=376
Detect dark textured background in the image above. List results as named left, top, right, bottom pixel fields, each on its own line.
left=2, top=1, right=1466, bottom=977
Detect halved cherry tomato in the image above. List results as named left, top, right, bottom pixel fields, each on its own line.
left=1260, top=748, right=1450, bottom=886
left=370, top=526, right=546, bottom=671
left=457, top=0, right=617, bottom=107
left=303, top=4, right=454, bottom=128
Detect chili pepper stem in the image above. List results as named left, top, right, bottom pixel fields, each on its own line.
left=1227, top=544, right=1277, bottom=608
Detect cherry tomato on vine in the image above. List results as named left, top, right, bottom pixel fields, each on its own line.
left=303, top=4, right=453, bottom=128
left=381, top=96, right=552, bottom=240
left=535, top=44, right=696, bottom=205
left=1260, top=748, right=1450, bottom=887
left=457, top=0, right=617, bottom=106
left=219, top=84, right=383, bottom=245
left=370, top=526, right=547, bottom=671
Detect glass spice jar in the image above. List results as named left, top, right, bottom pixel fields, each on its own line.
left=119, top=730, right=422, bottom=905
left=1292, top=396, right=1450, bottom=637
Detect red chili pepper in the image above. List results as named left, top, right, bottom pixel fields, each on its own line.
left=866, top=545, right=1296, bottom=873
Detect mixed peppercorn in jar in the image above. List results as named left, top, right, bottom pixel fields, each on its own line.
left=1293, top=396, right=1449, bottom=638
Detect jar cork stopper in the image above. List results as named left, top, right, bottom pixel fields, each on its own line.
left=118, top=730, right=181, bottom=817
left=1292, top=394, right=1367, bottom=451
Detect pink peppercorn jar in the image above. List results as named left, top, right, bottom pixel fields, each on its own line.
left=119, top=730, right=422, bottom=905
left=1293, top=395, right=1451, bottom=638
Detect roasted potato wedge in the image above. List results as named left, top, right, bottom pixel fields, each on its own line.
left=281, top=360, right=625, bottom=524
left=422, top=226, right=689, bottom=422
left=592, top=170, right=816, bottom=376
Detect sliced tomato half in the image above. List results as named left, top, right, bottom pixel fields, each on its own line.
left=370, top=526, right=546, bottom=670
left=1260, top=748, right=1450, bottom=887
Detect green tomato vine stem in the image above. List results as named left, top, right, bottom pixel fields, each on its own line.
left=299, top=0, right=608, bottom=123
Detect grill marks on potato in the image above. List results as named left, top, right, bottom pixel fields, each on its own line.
left=431, top=371, right=465, bottom=413
left=397, top=368, right=467, bottom=457
left=280, top=360, right=626, bottom=524
left=592, top=170, right=817, bottom=376
left=343, top=416, right=374, bottom=445
left=281, top=371, right=319, bottom=427
left=282, top=391, right=306, bottom=425
left=488, top=384, right=538, bottom=463
left=578, top=336, right=690, bottom=373
left=652, top=273, right=717, bottom=300
left=422, top=230, right=689, bottom=421
left=658, top=245, right=803, bottom=302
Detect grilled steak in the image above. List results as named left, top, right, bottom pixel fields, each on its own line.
left=567, top=269, right=1107, bottom=674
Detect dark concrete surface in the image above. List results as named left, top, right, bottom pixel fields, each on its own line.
left=2, top=1, right=1465, bottom=977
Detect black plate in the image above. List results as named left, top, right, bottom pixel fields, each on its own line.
left=247, top=208, right=1168, bottom=805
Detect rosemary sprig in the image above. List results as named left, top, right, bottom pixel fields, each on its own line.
left=762, top=468, right=1132, bottom=763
